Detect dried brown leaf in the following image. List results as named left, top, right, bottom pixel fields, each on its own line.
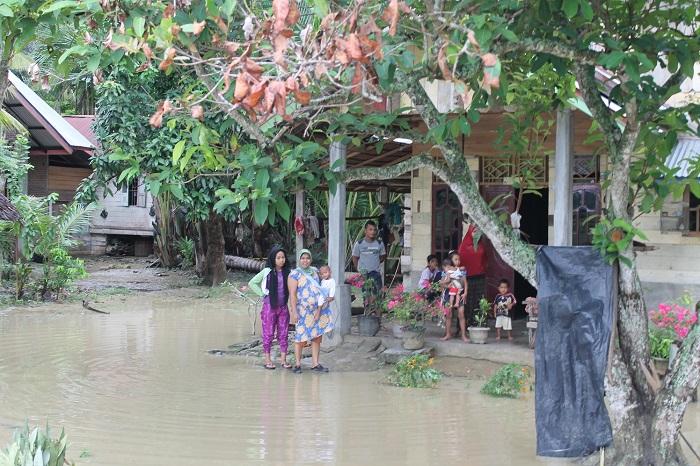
left=346, top=33, right=363, bottom=61
left=481, top=71, right=500, bottom=95
left=481, top=53, right=498, bottom=67
left=320, top=12, right=338, bottom=30
left=159, top=47, right=177, bottom=71
left=171, top=24, right=181, bottom=36
left=467, top=30, right=479, bottom=50
left=314, top=62, right=328, bottom=79
left=273, top=34, right=290, bottom=66
left=293, top=89, right=311, bottom=105
left=244, top=81, right=266, bottom=108
left=142, top=43, right=153, bottom=60
left=136, top=62, right=150, bottom=73
left=437, top=43, right=452, bottom=80
left=192, top=20, right=206, bottom=35
left=286, top=0, right=300, bottom=26
left=243, top=58, right=264, bottom=79
left=224, top=41, right=240, bottom=55
left=214, top=16, right=228, bottom=33
left=163, top=3, right=174, bottom=18
left=285, top=76, right=298, bottom=91
left=234, top=73, right=250, bottom=101
left=191, top=105, right=204, bottom=121
left=382, top=0, right=399, bottom=36
left=272, top=0, right=290, bottom=34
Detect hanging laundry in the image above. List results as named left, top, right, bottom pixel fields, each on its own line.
left=386, top=202, right=404, bottom=226
left=294, top=216, right=305, bottom=235
left=308, top=215, right=320, bottom=239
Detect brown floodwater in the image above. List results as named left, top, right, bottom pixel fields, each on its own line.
left=1, top=289, right=698, bottom=465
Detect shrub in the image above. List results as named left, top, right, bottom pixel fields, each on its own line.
left=0, top=424, right=74, bottom=466
left=176, top=237, right=195, bottom=268
left=388, top=354, right=442, bottom=388
left=42, top=247, right=87, bottom=298
left=649, top=301, right=697, bottom=340
left=481, top=363, right=532, bottom=398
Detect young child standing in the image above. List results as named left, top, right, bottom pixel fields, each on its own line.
left=318, top=265, right=336, bottom=312
left=493, top=279, right=516, bottom=341
left=441, top=253, right=468, bottom=342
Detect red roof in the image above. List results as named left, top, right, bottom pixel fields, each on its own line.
left=64, top=115, right=98, bottom=147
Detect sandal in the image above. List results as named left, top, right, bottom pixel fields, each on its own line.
left=311, top=364, right=329, bottom=373
left=264, top=363, right=276, bottom=370
left=292, top=365, right=302, bottom=374
left=281, top=362, right=293, bottom=369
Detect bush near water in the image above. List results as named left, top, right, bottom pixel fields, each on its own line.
left=388, top=354, right=442, bottom=388
left=481, top=364, right=532, bottom=398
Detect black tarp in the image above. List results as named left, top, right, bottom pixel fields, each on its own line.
left=535, top=246, right=614, bottom=458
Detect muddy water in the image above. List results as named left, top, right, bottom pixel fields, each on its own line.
left=0, top=290, right=697, bottom=466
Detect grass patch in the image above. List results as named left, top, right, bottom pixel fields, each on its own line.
left=480, top=363, right=532, bottom=398
left=388, top=354, right=442, bottom=388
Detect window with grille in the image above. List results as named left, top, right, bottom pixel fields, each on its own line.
left=128, top=179, right=139, bottom=206
left=688, top=191, right=700, bottom=234
left=573, top=154, right=599, bottom=183
left=478, top=156, right=547, bottom=186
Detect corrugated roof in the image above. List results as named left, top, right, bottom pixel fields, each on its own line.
left=0, top=193, right=20, bottom=222
left=64, top=115, right=98, bottom=147
left=666, top=136, right=700, bottom=178
left=4, top=72, right=94, bottom=153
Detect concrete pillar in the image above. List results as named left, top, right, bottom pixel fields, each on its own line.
left=554, top=108, right=573, bottom=247
left=378, top=186, right=389, bottom=277
left=328, top=141, right=351, bottom=336
left=295, top=190, right=304, bottom=261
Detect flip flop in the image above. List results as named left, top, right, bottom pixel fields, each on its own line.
left=281, top=362, right=293, bottom=369
left=264, top=363, right=276, bottom=370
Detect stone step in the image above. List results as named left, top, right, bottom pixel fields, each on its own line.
left=379, top=346, right=435, bottom=364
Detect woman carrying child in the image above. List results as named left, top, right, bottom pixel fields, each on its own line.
left=248, top=246, right=291, bottom=370
left=288, top=249, right=334, bottom=373
left=440, top=252, right=469, bottom=342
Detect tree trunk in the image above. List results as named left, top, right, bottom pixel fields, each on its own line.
left=202, top=213, right=226, bottom=286
left=193, top=220, right=207, bottom=277
left=152, top=193, right=178, bottom=267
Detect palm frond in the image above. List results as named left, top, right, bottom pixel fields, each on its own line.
left=0, top=110, right=27, bottom=133
left=55, top=202, right=96, bottom=248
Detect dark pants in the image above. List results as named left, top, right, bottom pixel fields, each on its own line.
left=362, top=271, right=383, bottom=309
left=464, top=274, right=486, bottom=326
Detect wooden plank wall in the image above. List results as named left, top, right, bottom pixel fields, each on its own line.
left=27, top=155, right=49, bottom=197
left=47, top=166, right=92, bottom=202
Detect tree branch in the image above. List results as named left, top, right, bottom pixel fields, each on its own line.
left=574, top=63, right=622, bottom=149
left=495, top=38, right=600, bottom=66
left=340, top=154, right=444, bottom=183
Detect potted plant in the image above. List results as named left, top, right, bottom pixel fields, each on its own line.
left=648, top=298, right=698, bottom=377
left=389, top=291, right=428, bottom=350
left=349, top=273, right=381, bottom=336
left=468, top=297, right=491, bottom=344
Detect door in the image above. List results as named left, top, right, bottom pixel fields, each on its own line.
left=432, top=184, right=462, bottom=262
left=479, top=185, right=515, bottom=302
left=572, top=184, right=601, bottom=246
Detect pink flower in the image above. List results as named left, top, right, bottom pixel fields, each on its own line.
left=678, top=327, right=690, bottom=339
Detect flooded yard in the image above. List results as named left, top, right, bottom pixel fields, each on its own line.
left=1, top=286, right=698, bottom=465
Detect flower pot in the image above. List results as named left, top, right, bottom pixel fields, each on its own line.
left=391, top=322, right=404, bottom=339
left=358, top=315, right=380, bottom=336
left=652, top=357, right=669, bottom=377
left=402, top=327, right=425, bottom=350
left=468, top=326, right=489, bottom=344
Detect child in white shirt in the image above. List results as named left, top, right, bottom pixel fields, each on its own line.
left=318, top=265, right=336, bottom=309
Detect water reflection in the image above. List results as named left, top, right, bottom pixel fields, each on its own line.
left=0, top=290, right=697, bottom=465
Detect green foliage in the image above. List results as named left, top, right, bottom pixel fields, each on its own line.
left=591, top=218, right=648, bottom=266
left=474, top=297, right=490, bottom=327
left=0, top=423, right=74, bottom=466
left=481, top=363, right=532, bottom=398
left=0, top=135, right=31, bottom=197
left=176, top=237, right=195, bottom=268
left=649, top=328, right=674, bottom=360
left=41, top=247, right=87, bottom=298
left=388, top=354, right=442, bottom=389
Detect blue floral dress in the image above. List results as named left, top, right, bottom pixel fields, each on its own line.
left=290, top=268, right=334, bottom=342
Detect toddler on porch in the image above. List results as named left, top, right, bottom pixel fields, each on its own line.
left=493, top=279, right=516, bottom=341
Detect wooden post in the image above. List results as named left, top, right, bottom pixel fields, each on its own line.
left=328, top=140, right=351, bottom=337
left=295, top=190, right=304, bottom=262
left=554, top=108, right=573, bottom=246
left=378, top=186, right=389, bottom=279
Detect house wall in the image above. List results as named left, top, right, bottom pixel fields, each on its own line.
left=27, top=155, right=48, bottom=196
left=90, top=181, right=154, bottom=238
left=48, top=166, right=91, bottom=202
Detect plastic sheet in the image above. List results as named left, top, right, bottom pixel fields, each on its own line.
left=535, top=246, right=614, bottom=458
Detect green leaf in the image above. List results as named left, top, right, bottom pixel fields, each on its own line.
left=86, top=51, right=101, bottom=72
left=562, top=0, right=579, bottom=18
left=0, top=4, right=13, bottom=16
left=133, top=16, right=146, bottom=37
left=624, top=57, right=640, bottom=82
left=222, top=0, right=237, bottom=18
left=172, top=140, right=186, bottom=164
left=41, top=0, right=83, bottom=14
left=312, top=0, right=329, bottom=18
left=170, top=183, right=184, bottom=200
left=58, top=45, right=88, bottom=64
left=580, top=1, right=594, bottom=20
left=276, top=197, right=291, bottom=220
left=690, top=181, right=700, bottom=199
left=254, top=199, right=269, bottom=225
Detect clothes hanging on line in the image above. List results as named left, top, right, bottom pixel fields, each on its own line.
left=308, top=215, right=320, bottom=239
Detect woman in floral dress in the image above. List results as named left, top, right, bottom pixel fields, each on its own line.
left=288, top=249, right=333, bottom=373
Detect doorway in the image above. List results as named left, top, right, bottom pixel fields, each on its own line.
left=432, top=184, right=463, bottom=262
left=513, top=189, right=548, bottom=317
